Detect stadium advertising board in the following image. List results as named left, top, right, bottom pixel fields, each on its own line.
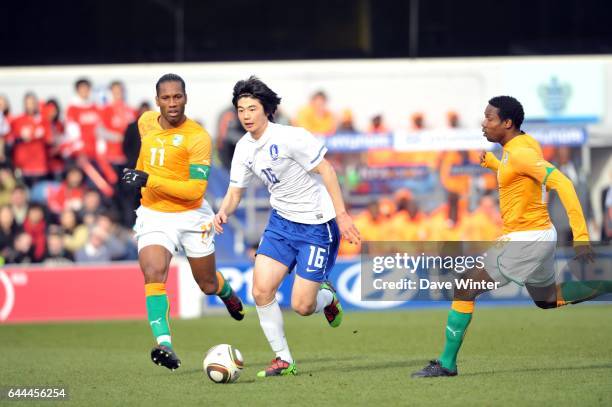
left=3, top=249, right=608, bottom=323
left=211, top=260, right=527, bottom=311
left=392, top=127, right=586, bottom=153
left=325, top=127, right=587, bottom=154
left=212, top=261, right=529, bottom=310
left=503, top=61, right=604, bottom=123
left=323, top=133, right=394, bottom=152
left=211, top=246, right=612, bottom=311
left=0, top=264, right=179, bottom=323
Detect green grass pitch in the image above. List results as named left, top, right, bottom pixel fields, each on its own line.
left=2, top=305, right=611, bottom=406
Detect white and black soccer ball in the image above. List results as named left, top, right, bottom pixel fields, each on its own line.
left=203, top=344, right=244, bottom=383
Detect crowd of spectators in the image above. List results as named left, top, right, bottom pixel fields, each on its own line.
left=338, top=189, right=504, bottom=257
left=0, top=83, right=605, bottom=264
left=0, top=79, right=143, bottom=265
left=216, top=88, right=601, bottom=251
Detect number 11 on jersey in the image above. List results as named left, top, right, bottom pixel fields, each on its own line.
left=150, top=147, right=165, bottom=166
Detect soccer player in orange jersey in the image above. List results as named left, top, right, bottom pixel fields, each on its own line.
left=413, top=96, right=611, bottom=378
left=121, top=74, right=244, bottom=371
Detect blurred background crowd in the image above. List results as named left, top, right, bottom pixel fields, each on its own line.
left=0, top=78, right=609, bottom=265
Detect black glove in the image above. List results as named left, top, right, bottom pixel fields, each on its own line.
left=121, top=168, right=149, bottom=189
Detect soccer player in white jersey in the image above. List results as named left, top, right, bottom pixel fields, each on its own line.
left=214, top=76, right=361, bottom=377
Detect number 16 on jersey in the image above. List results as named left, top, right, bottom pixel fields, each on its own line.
left=261, top=168, right=279, bottom=184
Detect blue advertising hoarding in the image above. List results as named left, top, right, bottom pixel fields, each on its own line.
left=209, top=249, right=611, bottom=311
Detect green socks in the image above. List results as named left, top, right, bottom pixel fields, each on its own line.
left=145, top=283, right=172, bottom=348
left=439, top=301, right=474, bottom=371
left=435, top=279, right=612, bottom=372
left=216, top=271, right=233, bottom=300
left=558, top=280, right=612, bottom=305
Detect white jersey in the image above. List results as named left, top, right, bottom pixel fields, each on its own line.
left=229, top=122, right=336, bottom=224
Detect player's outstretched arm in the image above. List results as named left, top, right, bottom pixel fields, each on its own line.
left=214, top=186, right=244, bottom=234
left=514, top=148, right=593, bottom=260
left=480, top=151, right=500, bottom=171
left=311, top=159, right=361, bottom=244
left=546, top=170, right=595, bottom=262
left=544, top=169, right=590, bottom=243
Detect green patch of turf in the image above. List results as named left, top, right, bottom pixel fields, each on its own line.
left=1, top=305, right=611, bottom=406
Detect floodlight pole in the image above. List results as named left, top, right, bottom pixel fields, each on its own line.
left=409, top=0, right=419, bottom=58
left=150, top=0, right=184, bottom=62
left=175, top=0, right=184, bottom=62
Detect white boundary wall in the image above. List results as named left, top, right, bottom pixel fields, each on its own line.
left=1, top=55, right=612, bottom=134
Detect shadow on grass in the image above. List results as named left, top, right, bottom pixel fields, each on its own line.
left=459, top=363, right=612, bottom=377
left=296, top=355, right=363, bottom=364
left=173, top=368, right=256, bottom=384
left=301, top=358, right=425, bottom=374
left=175, top=356, right=424, bottom=378
left=172, top=361, right=612, bottom=382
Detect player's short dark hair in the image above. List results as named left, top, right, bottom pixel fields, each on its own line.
left=488, top=95, right=524, bottom=130
left=232, top=76, right=281, bottom=121
left=156, top=73, right=185, bottom=95
left=74, top=78, right=91, bottom=90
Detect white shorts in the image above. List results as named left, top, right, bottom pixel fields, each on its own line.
left=483, top=226, right=557, bottom=287
left=134, top=201, right=215, bottom=258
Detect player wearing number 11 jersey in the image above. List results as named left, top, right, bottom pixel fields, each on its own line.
left=214, top=76, right=361, bottom=377
left=121, top=74, right=244, bottom=371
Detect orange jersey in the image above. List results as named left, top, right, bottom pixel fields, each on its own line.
left=294, top=105, right=336, bottom=136
left=137, top=111, right=211, bottom=212
left=459, top=210, right=503, bottom=241
left=481, top=133, right=588, bottom=241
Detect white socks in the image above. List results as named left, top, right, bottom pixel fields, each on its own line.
left=256, top=299, right=293, bottom=363
left=314, top=287, right=334, bottom=313
left=256, top=288, right=334, bottom=363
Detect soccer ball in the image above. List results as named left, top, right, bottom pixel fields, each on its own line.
left=203, top=344, right=244, bottom=383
